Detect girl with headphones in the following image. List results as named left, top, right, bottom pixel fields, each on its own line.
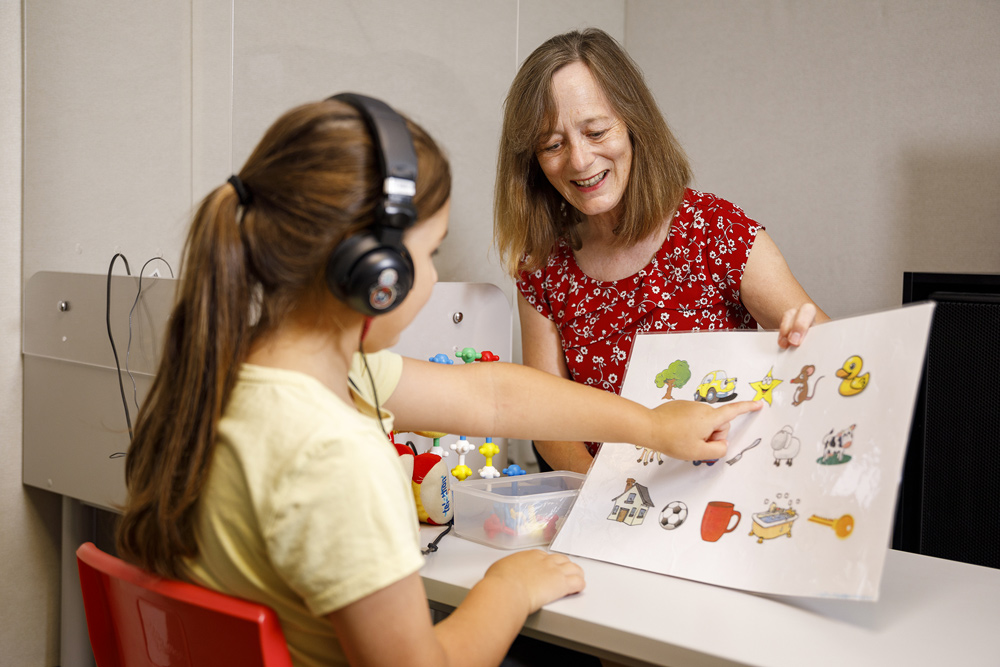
left=116, top=94, right=760, bottom=666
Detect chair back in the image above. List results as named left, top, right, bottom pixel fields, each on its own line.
left=76, top=542, right=293, bottom=667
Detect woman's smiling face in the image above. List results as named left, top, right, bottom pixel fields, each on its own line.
left=535, top=61, right=633, bottom=224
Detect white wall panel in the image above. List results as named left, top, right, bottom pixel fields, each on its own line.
left=4, top=3, right=61, bottom=665
left=517, top=0, right=625, bottom=63
left=23, top=1, right=194, bottom=282
left=625, top=0, right=1000, bottom=318
left=231, top=0, right=518, bottom=294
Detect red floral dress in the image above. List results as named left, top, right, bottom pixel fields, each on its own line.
left=517, top=190, right=761, bottom=456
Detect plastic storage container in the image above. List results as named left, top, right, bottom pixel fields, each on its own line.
left=452, top=471, right=586, bottom=549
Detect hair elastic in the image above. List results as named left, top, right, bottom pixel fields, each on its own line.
left=227, top=174, right=252, bottom=207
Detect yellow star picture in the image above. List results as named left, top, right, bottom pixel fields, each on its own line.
left=750, top=367, right=783, bottom=405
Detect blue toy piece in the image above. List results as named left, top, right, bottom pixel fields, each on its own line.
left=428, top=353, right=454, bottom=365
left=502, top=464, right=527, bottom=496
left=693, top=459, right=719, bottom=467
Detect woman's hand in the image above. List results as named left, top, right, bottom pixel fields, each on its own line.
left=741, top=230, right=830, bottom=346
left=644, top=400, right=762, bottom=461
left=778, top=302, right=820, bottom=349
left=483, top=550, right=586, bottom=615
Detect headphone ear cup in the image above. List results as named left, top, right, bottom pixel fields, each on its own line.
left=326, top=233, right=414, bottom=316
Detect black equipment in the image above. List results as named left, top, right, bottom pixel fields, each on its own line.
left=893, top=271, right=1000, bottom=569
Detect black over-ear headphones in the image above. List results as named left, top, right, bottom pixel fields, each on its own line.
left=325, top=93, right=418, bottom=316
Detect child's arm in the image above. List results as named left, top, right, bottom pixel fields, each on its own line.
left=386, top=358, right=761, bottom=462
left=328, top=550, right=584, bottom=667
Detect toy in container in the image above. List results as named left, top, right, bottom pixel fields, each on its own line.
left=452, top=471, right=586, bottom=549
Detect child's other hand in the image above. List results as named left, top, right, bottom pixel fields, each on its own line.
left=645, top=400, right=762, bottom=461
left=484, top=550, right=585, bottom=615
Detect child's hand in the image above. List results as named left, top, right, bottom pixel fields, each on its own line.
left=484, top=550, right=585, bottom=615
left=644, top=400, right=762, bottom=461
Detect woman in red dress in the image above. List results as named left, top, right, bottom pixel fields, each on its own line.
left=494, top=29, right=828, bottom=474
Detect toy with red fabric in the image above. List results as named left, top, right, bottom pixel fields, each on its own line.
left=390, top=432, right=452, bottom=525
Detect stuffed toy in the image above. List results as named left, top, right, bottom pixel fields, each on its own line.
left=391, top=432, right=452, bottom=525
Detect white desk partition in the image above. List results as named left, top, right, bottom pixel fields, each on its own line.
left=23, top=272, right=171, bottom=509
left=22, top=272, right=511, bottom=666
left=23, top=272, right=512, bottom=510
left=388, top=280, right=514, bottom=474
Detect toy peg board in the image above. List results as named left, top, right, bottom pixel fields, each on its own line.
left=389, top=281, right=513, bottom=478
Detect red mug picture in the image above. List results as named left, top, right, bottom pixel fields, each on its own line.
left=701, top=501, right=741, bottom=542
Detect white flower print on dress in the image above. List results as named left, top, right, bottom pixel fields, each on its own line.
left=516, top=189, right=761, bottom=456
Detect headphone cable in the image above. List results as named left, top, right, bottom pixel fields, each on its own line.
left=359, top=327, right=387, bottom=437
left=105, top=253, right=133, bottom=442
left=125, top=257, right=175, bottom=409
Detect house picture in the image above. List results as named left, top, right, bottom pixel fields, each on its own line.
left=609, top=478, right=654, bottom=526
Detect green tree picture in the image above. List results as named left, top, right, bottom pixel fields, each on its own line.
left=655, top=360, right=691, bottom=400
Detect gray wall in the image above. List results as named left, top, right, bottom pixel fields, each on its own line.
left=628, top=1, right=1000, bottom=318
left=21, top=0, right=623, bottom=288
left=3, top=4, right=61, bottom=665
left=6, top=1, right=999, bottom=662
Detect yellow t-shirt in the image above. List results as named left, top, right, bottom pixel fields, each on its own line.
left=183, top=350, right=422, bottom=667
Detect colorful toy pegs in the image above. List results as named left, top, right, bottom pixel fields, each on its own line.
left=478, top=437, right=501, bottom=479
left=450, top=435, right=475, bottom=481
left=428, top=353, right=454, bottom=365
left=502, top=463, right=526, bottom=495
left=484, top=513, right=516, bottom=539
left=413, top=430, right=449, bottom=457
left=451, top=463, right=473, bottom=481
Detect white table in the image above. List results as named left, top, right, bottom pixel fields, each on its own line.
left=419, top=526, right=1000, bottom=667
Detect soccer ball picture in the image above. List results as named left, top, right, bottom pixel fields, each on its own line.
left=659, top=501, right=689, bottom=530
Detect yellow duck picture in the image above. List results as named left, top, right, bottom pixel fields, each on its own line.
left=836, top=355, right=870, bottom=396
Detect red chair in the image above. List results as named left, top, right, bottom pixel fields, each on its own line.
left=76, top=542, right=293, bottom=667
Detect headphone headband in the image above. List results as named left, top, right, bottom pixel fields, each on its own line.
left=330, top=93, right=418, bottom=231
left=324, top=93, right=418, bottom=315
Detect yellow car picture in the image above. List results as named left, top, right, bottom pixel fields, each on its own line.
left=694, top=370, right=738, bottom=403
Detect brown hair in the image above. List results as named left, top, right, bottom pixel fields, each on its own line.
left=494, top=28, right=691, bottom=277
left=116, top=98, right=450, bottom=578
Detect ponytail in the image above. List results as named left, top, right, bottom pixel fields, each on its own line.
left=117, top=182, right=252, bottom=577
left=116, top=97, right=451, bottom=578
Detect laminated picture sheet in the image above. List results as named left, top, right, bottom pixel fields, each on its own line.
left=551, top=303, right=935, bottom=600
